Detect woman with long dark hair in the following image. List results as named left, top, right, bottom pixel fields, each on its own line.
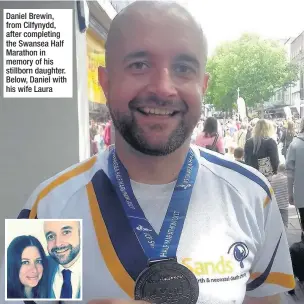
left=7, top=235, right=48, bottom=299
left=280, top=120, right=295, bottom=158
left=195, top=117, right=225, bottom=154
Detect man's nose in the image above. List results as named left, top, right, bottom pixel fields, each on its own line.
left=55, top=235, right=64, bottom=247
left=149, top=68, right=178, bottom=100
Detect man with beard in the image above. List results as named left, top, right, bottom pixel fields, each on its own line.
left=44, top=221, right=81, bottom=299
left=3, top=1, right=294, bottom=304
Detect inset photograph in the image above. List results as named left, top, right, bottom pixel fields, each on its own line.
left=5, top=219, right=82, bottom=301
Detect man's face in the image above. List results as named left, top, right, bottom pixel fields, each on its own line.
left=100, top=8, right=208, bottom=156
left=44, top=221, right=80, bottom=266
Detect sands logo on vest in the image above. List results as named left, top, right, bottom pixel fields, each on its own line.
left=181, top=242, right=249, bottom=284
left=228, top=242, right=249, bottom=269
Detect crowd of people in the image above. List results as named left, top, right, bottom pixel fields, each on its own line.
left=193, top=115, right=304, bottom=233
left=89, top=119, right=113, bottom=156
left=90, top=113, right=304, bottom=237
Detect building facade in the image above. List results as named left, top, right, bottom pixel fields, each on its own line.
left=264, top=32, right=304, bottom=118
left=87, top=0, right=134, bottom=120
left=290, top=31, right=304, bottom=107
left=87, top=0, right=115, bottom=119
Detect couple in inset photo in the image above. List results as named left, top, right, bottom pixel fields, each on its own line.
left=6, top=220, right=82, bottom=299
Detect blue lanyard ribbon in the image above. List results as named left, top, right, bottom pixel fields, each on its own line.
left=108, top=148, right=199, bottom=260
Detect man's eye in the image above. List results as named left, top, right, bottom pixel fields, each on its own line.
left=47, top=234, right=55, bottom=241
left=174, top=64, right=195, bottom=75
left=128, top=62, right=149, bottom=70
left=63, top=230, right=71, bottom=235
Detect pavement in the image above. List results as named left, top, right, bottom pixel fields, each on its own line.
left=276, top=145, right=304, bottom=302
left=280, top=205, right=303, bottom=303
left=286, top=205, right=302, bottom=246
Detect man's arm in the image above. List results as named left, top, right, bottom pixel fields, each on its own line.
left=244, top=294, right=281, bottom=304
left=285, top=143, right=296, bottom=201
left=245, top=186, right=295, bottom=299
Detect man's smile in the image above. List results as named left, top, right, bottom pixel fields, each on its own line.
left=136, top=107, right=179, bottom=117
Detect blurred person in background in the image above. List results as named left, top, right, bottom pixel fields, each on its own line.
left=103, top=120, right=113, bottom=148
left=276, top=121, right=284, bottom=143
left=286, top=117, right=304, bottom=239
left=271, top=164, right=290, bottom=229
left=270, top=121, right=278, bottom=142
left=90, top=120, right=98, bottom=156
left=195, top=117, right=225, bottom=153
left=217, top=119, right=224, bottom=137
left=224, top=127, right=235, bottom=153
left=228, top=120, right=238, bottom=137
left=234, top=147, right=245, bottom=164
left=280, top=121, right=295, bottom=159
left=244, top=119, right=279, bottom=181
left=89, top=119, right=97, bottom=139
left=234, top=123, right=248, bottom=149
left=247, top=118, right=259, bottom=140
left=94, top=124, right=106, bottom=153
left=226, top=143, right=237, bottom=160
left=236, top=119, right=241, bottom=131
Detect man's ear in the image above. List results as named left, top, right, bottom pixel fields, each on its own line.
left=202, top=72, right=210, bottom=95
left=98, top=66, right=109, bottom=100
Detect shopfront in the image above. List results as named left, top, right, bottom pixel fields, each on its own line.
left=86, top=17, right=109, bottom=122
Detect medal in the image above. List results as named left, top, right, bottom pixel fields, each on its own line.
left=135, top=260, right=199, bottom=304
left=108, top=147, right=199, bottom=302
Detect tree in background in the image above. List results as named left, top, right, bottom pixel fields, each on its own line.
left=205, top=34, right=299, bottom=111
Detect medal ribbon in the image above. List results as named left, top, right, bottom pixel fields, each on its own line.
left=108, top=148, right=199, bottom=260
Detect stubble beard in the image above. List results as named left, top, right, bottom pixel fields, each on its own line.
left=109, top=106, right=198, bottom=156
left=50, top=244, right=80, bottom=266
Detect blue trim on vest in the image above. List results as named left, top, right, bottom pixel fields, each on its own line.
left=200, top=150, right=272, bottom=198
left=91, top=169, right=147, bottom=280
left=17, top=209, right=37, bottom=219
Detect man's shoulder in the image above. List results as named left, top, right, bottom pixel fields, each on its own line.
left=292, top=135, right=304, bottom=146
left=47, top=255, right=58, bottom=272
left=194, top=145, right=273, bottom=202
left=38, top=154, right=101, bottom=194
left=23, top=151, right=109, bottom=216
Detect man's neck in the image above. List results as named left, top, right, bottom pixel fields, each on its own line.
left=114, top=136, right=191, bottom=185
left=62, top=252, right=80, bottom=269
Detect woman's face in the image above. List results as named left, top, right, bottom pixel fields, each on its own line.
left=19, top=246, right=43, bottom=288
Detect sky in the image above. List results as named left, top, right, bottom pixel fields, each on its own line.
left=185, top=0, right=304, bottom=56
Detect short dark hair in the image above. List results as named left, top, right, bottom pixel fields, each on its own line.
left=7, top=235, right=48, bottom=298
left=203, top=117, right=218, bottom=136
left=234, top=147, right=244, bottom=159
